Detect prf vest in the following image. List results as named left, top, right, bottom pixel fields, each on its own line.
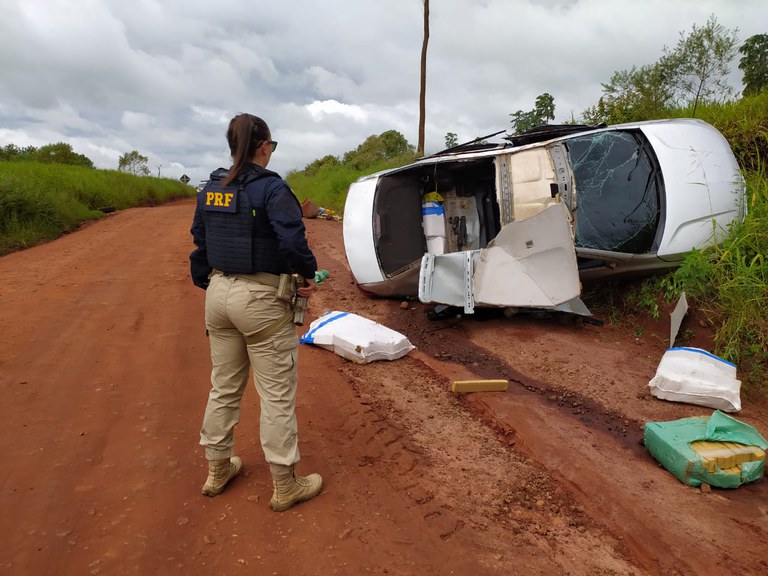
left=200, top=165, right=288, bottom=275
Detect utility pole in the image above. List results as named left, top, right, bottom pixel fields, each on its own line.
left=417, top=0, right=429, bottom=157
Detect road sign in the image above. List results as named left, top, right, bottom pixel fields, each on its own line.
left=180, top=174, right=190, bottom=184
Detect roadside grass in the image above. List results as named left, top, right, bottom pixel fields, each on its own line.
left=286, top=151, right=418, bottom=211
left=557, top=95, right=768, bottom=392
left=586, top=169, right=768, bottom=391
left=664, top=169, right=768, bottom=387
left=0, top=161, right=194, bottom=255
left=285, top=164, right=362, bottom=212
left=673, top=93, right=768, bottom=175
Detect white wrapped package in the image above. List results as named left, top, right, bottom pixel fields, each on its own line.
left=648, top=347, right=742, bottom=412
left=422, top=201, right=446, bottom=255
left=299, top=311, right=415, bottom=364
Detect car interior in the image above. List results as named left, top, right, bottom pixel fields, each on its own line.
left=373, top=158, right=499, bottom=277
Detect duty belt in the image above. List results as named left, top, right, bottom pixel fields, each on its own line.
left=212, top=269, right=280, bottom=288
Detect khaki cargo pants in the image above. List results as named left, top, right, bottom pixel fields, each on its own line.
left=199, top=272, right=300, bottom=474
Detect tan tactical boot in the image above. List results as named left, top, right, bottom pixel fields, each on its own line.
left=269, top=467, right=323, bottom=511
left=201, top=456, right=242, bottom=496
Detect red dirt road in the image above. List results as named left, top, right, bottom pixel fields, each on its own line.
left=1, top=199, right=767, bottom=575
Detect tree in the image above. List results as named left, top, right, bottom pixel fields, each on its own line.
left=663, top=14, right=738, bottom=116
left=444, top=132, right=458, bottom=148
left=417, top=0, right=429, bottom=156
left=1, top=143, right=39, bottom=162
left=119, top=150, right=150, bottom=176
left=509, top=92, right=556, bottom=134
left=36, top=142, right=94, bottom=168
left=739, top=33, right=768, bottom=96
left=1, top=142, right=93, bottom=166
left=304, top=154, right=341, bottom=176
left=582, top=62, right=675, bottom=124
left=342, top=130, right=414, bottom=170
left=583, top=16, right=737, bottom=123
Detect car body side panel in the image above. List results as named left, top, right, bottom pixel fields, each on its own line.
left=342, top=177, right=385, bottom=285
left=577, top=250, right=674, bottom=281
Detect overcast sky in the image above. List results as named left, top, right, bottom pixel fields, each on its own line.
left=1, top=0, right=766, bottom=185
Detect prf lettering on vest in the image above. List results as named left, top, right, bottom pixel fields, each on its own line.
left=206, top=192, right=234, bottom=207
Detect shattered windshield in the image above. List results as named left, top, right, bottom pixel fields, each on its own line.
left=567, top=131, right=660, bottom=253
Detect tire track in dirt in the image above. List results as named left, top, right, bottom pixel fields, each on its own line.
left=307, top=229, right=643, bottom=574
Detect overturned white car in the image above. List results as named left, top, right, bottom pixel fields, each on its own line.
left=342, top=119, right=746, bottom=314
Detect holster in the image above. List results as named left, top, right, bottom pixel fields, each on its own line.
left=276, top=273, right=296, bottom=303
left=276, top=273, right=307, bottom=325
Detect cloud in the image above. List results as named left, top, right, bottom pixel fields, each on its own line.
left=0, top=0, right=766, bottom=185
left=306, top=100, right=370, bottom=123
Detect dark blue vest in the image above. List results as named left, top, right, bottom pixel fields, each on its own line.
left=201, top=166, right=288, bottom=275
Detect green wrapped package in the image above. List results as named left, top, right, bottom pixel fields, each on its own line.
left=644, top=411, right=768, bottom=488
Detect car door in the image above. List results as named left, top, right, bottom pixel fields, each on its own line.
left=418, top=203, right=582, bottom=313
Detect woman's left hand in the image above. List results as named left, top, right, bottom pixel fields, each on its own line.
left=297, top=279, right=317, bottom=298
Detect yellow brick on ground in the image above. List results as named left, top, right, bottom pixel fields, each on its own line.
left=451, top=380, right=509, bottom=393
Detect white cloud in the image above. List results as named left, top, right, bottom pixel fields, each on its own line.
left=306, top=100, right=370, bottom=123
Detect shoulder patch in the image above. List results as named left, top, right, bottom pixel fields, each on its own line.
left=203, top=180, right=238, bottom=213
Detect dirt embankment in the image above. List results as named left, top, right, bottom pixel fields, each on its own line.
left=1, top=199, right=766, bottom=576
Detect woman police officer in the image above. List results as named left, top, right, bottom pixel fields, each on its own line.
left=189, top=113, right=322, bottom=511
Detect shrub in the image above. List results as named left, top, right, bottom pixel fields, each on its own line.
left=0, top=161, right=194, bottom=255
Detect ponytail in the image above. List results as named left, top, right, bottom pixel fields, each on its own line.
left=222, top=114, right=271, bottom=187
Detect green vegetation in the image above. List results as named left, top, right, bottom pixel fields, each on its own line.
left=2, top=142, right=94, bottom=168
left=738, top=33, right=768, bottom=96
left=668, top=169, right=768, bottom=383
left=664, top=14, right=738, bottom=117
left=0, top=161, right=194, bottom=255
left=584, top=16, right=739, bottom=124
left=119, top=150, right=151, bottom=176
left=286, top=130, right=417, bottom=211
left=509, top=92, right=556, bottom=134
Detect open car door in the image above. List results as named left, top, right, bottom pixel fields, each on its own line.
left=418, top=203, right=586, bottom=314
